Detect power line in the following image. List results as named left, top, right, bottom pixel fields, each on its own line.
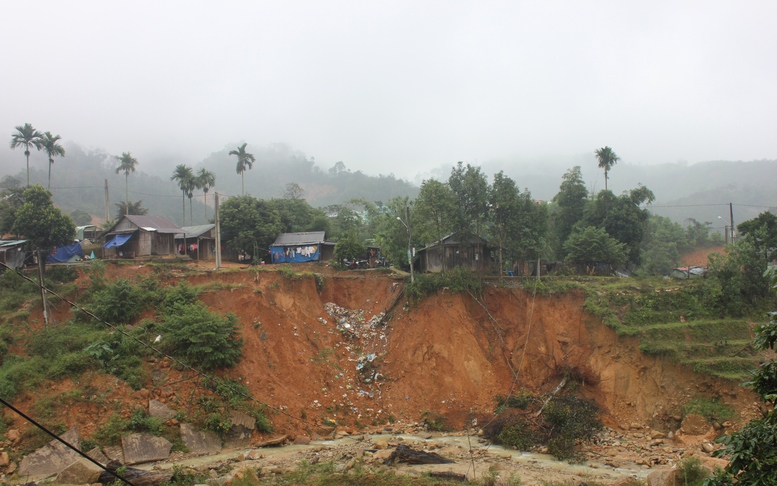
left=0, top=396, right=136, bottom=486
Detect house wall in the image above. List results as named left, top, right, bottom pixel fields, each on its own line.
left=151, top=233, right=175, bottom=255
left=422, top=243, right=490, bottom=273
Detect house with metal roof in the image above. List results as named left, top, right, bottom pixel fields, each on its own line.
left=103, top=215, right=182, bottom=258
left=269, top=231, right=335, bottom=263
left=417, top=232, right=492, bottom=273
left=174, top=224, right=216, bottom=260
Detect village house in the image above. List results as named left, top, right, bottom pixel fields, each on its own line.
left=103, top=215, right=181, bottom=258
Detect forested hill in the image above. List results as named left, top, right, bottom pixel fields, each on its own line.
left=0, top=142, right=419, bottom=227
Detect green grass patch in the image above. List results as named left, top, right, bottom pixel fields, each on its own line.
left=682, top=398, right=737, bottom=422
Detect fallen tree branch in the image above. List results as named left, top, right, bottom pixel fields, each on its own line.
left=535, top=377, right=568, bottom=417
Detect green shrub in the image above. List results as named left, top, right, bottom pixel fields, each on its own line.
left=204, top=412, right=232, bottom=438
left=91, top=278, right=145, bottom=324
left=406, top=267, right=484, bottom=301
left=497, top=419, right=534, bottom=451
left=495, top=391, right=535, bottom=412
left=160, top=302, right=243, bottom=370
left=46, top=266, right=78, bottom=283
left=683, top=398, right=736, bottom=422
left=93, top=413, right=129, bottom=446
left=677, top=457, right=710, bottom=486
left=159, top=282, right=200, bottom=314
left=128, top=408, right=163, bottom=435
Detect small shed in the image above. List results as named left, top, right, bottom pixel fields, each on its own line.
left=75, top=225, right=99, bottom=242
left=417, top=232, right=492, bottom=273
left=103, top=215, right=181, bottom=258
left=175, top=224, right=216, bottom=260
left=672, top=266, right=707, bottom=279
left=269, top=231, right=335, bottom=263
left=0, top=239, right=27, bottom=269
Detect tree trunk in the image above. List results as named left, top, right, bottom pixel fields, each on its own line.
left=125, top=174, right=129, bottom=215
left=182, top=191, right=186, bottom=226
left=47, top=159, right=52, bottom=190
left=204, top=190, right=208, bottom=222
left=26, top=150, right=30, bottom=186
left=241, top=172, right=245, bottom=196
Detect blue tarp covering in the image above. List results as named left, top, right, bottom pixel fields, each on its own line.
left=104, top=233, right=133, bottom=248
left=270, top=244, right=321, bottom=263
left=47, top=242, right=83, bottom=263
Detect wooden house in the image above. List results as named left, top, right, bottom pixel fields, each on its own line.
left=417, top=232, right=492, bottom=273
left=103, top=215, right=181, bottom=258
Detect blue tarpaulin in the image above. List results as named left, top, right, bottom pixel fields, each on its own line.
left=47, top=242, right=83, bottom=263
left=104, top=233, right=133, bottom=248
left=270, top=244, right=320, bottom=263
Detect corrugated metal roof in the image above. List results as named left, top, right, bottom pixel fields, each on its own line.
left=175, top=224, right=216, bottom=239
left=0, top=239, right=26, bottom=248
left=123, top=215, right=182, bottom=234
left=271, top=231, right=327, bottom=246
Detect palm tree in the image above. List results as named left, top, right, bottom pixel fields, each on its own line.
left=195, top=168, right=216, bottom=222
left=10, top=123, right=43, bottom=186
left=229, top=143, right=255, bottom=195
left=39, top=132, right=65, bottom=190
left=171, top=164, right=194, bottom=226
left=114, top=152, right=139, bottom=215
left=594, top=146, right=620, bottom=191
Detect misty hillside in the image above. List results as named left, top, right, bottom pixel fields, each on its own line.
left=1, top=139, right=774, bottom=232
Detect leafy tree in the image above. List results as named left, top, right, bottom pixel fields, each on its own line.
left=583, top=186, right=655, bottom=266
left=334, top=230, right=366, bottom=261
left=414, top=179, right=455, bottom=248
left=0, top=176, right=25, bottom=235
left=707, top=226, right=772, bottom=316
left=9, top=123, right=42, bottom=186
left=639, top=215, right=685, bottom=275
left=594, top=146, right=620, bottom=191
left=706, top=266, right=777, bottom=485
left=325, top=204, right=362, bottom=240
left=219, top=195, right=282, bottom=253
left=114, top=152, right=139, bottom=215
left=195, top=168, right=216, bottom=222
left=489, top=171, right=521, bottom=275
left=563, top=225, right=627, bottom=266
left=230, top=143, right=255, bottom=196
left=114, top=200, right=148, bottom=219
left=70, top=209, right=92, bottom=225
left=10, top=185, right=75, bottom=252
left=267, top=197, right=326, bottom=234
left=551, top=166, right=589, bottom=258
left=684, top=218, right=717, bottom=251
left=171, top=164, right=194, bottom=226
left=160, top=302, right=243, bottom=371
left=39, top=132, right=65, bottom=190
left=738, top=211, right=777, bottom=256
left=283, top=182, right=305, bottom=200
left=448, top=162, right=490, bottom=238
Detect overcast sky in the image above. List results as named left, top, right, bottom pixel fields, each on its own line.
left=1, top=1, right=775, bottom=179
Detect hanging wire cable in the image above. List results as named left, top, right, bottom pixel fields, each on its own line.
left=0, top=396, right=136, bottom=486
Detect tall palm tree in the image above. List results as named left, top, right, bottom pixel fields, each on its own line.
left=594, top=146, right=620, bottom=191
left=39, top=132, right=65, bottom=190
left=195, top=168, right=216, bottom=222
left=10, top=123, right=43, bottom=186
left=229, top=143, right=255, bottom=196
left=114, top=152, right=139, bottom=215
left=171, top=164, right=194, bottom=226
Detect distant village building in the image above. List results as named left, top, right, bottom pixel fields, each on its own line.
left=175, top=224, right=216, bottom=260
left=417, top=232, right=492, bottom=273
left=269, top=231, right=335, bottom=263
left=0, top=239, right=27, bottom=269
left=103, top=215, right=181, bottom=258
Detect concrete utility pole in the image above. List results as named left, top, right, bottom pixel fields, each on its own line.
left=729, top=202, right=735, bottom=244
left=215, top=192, right=222, bottom=270
left=37, top=250, right=50, bottom=328
left=397, top=208, right=414, bottom=284
left=104, top=179, right=109, bottom=222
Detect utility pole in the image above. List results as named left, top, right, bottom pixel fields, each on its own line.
left=724, top=226, right=729, bottom=245
left=215, top=192, right=222, bottom=270
left=104, top=179, right=109, bottom=222
left=729, top=202, right=735, bottom=244
left=37, top=250, right=50, bottom=329
left=407, top=206, right=414, bottom=284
